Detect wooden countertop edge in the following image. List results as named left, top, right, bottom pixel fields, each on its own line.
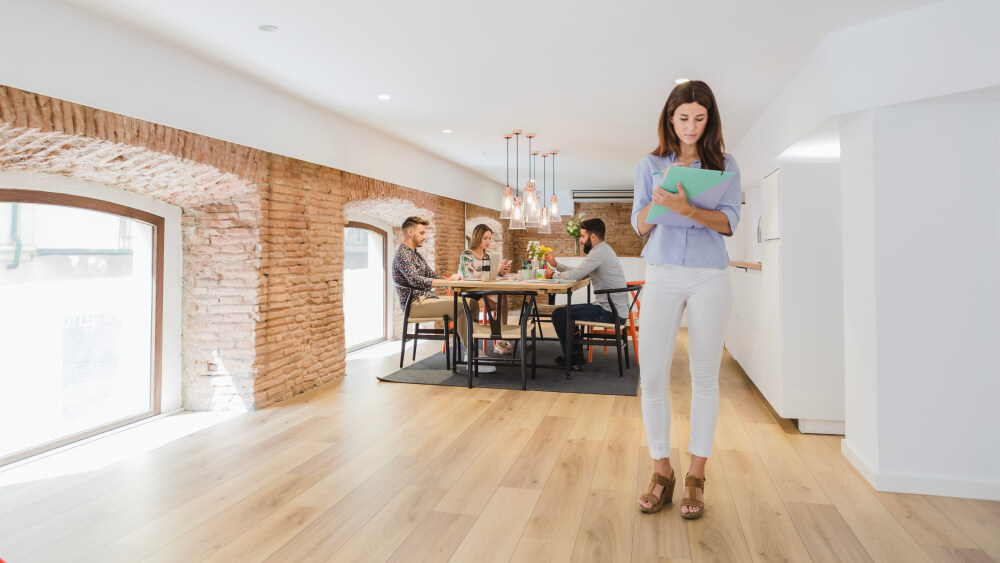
left=729, top=260, right=762, bottom=270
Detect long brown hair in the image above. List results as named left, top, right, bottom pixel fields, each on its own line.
left=469, top=223, right=492, bottom=251
left=651, top=80, right=726, bottom=172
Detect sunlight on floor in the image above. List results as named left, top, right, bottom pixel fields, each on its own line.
left=0, top=410, right=241, bottom=488
left=346, top=339, right=440, bottom=378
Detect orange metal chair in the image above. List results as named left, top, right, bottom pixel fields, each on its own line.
left=588, top=280, right=643, bottom=365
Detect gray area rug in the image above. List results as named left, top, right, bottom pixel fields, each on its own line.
left=379, top=340, right=639, bottom=396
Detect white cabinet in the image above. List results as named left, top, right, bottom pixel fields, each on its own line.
left=726, top=266, right=762, bottom=387
left=726, top=163, right=845, bottom=435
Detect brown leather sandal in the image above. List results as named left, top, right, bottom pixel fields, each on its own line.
left=638, top=471, right=676, bottom=514
left=681, top=473, right=706, bottom=520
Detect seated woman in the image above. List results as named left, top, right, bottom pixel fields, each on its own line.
left=459, top=224, right=513, bottom=354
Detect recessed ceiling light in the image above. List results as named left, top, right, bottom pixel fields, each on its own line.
left=258, top=24, right=279, bottom=32
left=442, top=129, right=452, bottom=134
left=377, top=94, right=391, bottom=101
left=675, top=78, right=690, bottom=84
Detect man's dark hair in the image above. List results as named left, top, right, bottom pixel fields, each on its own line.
left=401, top=216, right=429, bottom=232
left=579, top=218, right=606, bottom=240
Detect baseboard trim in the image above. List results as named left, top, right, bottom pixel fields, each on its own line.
left=797, top=419, right=845, bottom=435
left=842, top=439, right=1000, bottom=501
left=841, top=439, right=878, bottom=485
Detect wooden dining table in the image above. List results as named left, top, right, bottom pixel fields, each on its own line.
left=437, top=276, right=592, bottom=379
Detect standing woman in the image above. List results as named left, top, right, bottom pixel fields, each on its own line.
left=459, top=224, right=513, bottom=354
left=630, top=81, right=741, bottom=518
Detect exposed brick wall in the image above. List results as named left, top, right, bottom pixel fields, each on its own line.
left=509, top=202, right=644, bottom=263
left=182, top=198, right=262, bottom=410
left=0, top=84, right=503, bottom=411
left=254, top=157, right=344, bottom=406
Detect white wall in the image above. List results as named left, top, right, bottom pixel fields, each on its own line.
left=839, top=112, right=881, bottom=479
left=840, top=103, right=1000, bottom=499
left=735, top=0, right=1000, bottom=186
left=0, top=0, right=502, bottom=209
left=0, top=171, right=183, bottom=413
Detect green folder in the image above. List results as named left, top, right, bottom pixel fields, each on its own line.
left=646, top=166, right=734, bottom=223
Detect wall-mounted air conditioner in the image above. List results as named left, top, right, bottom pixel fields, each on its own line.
left=571, top=189, right=634, bottom=203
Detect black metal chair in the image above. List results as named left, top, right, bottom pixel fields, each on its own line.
left=396, top=282, right=452, bottom=370
left=460, top=290, right=538, bottom=390
left=574, top=284, right=643, bottom=378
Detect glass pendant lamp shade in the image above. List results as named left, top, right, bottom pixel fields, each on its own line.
left=548, top=149, right=561, bottom=221
left=537, top=206, right=552, bottom=233
left=523, top=181, right=539, bottom=227
left=509, top=195, right=525, bottom=229
left=500, top=133, right=513, bottom=218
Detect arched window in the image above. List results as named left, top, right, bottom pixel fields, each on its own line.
left=343, top=221, right=388, bottom=352
left=0, top=190, right=164, bottom=466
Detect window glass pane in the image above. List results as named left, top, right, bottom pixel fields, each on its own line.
left=0, top=202, right=155, bottom=462
left=343, top=227, right=386, bottom=351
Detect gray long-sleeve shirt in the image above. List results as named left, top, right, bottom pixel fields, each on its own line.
left=552, top=241, right=630, bottom=317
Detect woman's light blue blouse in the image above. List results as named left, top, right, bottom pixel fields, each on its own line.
left=630, top=153, right=742, bottom=269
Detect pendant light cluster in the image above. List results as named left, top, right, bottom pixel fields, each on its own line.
left=502, top=130, right=561, bottom=231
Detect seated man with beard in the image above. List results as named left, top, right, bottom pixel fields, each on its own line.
left=543, top=218, right=629, bottom=368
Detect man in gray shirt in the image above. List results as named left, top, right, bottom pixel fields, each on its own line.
left=544, top=218, right=629, bottom=368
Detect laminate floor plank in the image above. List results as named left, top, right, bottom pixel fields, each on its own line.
left=501, top=415, right=575, bottom=490
left=876, top=491, right=994, bottom=563
left=783, top=502, right=873, bottom=563
left=385, top=511, right=478, bottom=563
left=719, top=449, right=813, bottom=563
left=447, top=487, right=542, bottom=563
left=326, top=485, right=448, bottom=563
left=926, top=495, right=1000, bottom=562
left=743, top=422, right=831, bottom=506
left=571, top=488, right=636, bottom=563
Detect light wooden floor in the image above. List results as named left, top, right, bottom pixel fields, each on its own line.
left=2, top=332, right=998, bottom=563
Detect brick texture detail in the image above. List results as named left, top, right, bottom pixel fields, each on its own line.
left=254, top=156, right=344, bottom=407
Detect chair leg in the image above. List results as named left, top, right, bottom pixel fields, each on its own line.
left=412, top=330, right=418, bottom=360
left=530, top=327, right=537, bottom=381
left=473, top=340, right=480, bottom=379
left=614, top=325, right=625, bottom=377
left=467, top=338, right=473, bottom=388
left=631, top=327, right=639, bottom=366
left=444, top=317, right=451, bottom=371
left=520, top=331, right=527, bottom=391
left=399, top=326, right=408, bottom=368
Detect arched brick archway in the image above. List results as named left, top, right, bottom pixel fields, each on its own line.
left=345, top=198, right=435, bottom=339
left=0, top=88, right=266, bottom=411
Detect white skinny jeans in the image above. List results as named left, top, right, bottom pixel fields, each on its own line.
left=639, top=263, right=732, bottom=459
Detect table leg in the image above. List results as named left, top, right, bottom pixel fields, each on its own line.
left=452, top=291, right=460, bottom=374
left=565, top=288, right=573, bottom=379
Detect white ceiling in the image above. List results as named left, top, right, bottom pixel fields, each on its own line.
left=65, top=0, right=938, bottom=192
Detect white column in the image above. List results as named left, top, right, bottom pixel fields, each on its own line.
left=840, top=103, right=1000, bottom=500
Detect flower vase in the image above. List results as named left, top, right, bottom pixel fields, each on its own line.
left=530, top=258, right=539, bottom=278
left=574, top=238, right=581, bottom=255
